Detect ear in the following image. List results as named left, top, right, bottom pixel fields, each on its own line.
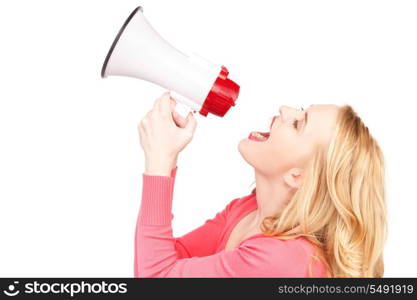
left=283, top=168, right=303, bottom=189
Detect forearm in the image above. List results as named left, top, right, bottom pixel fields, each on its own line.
left=135, top=166, right=178, bottom=277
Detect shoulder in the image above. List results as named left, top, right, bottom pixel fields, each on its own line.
left=241, top=235, right=311, bottom=259
left=224, top=193, right=256, bottom=214
left=237, top=235, right=316, bottom=277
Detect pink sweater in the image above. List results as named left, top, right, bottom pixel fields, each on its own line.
left=134, top=166, right=328, bottom=277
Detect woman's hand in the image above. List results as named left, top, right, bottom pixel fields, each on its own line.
left=138, top=92, right=197, bottom=176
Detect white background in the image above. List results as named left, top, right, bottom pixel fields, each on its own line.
left=0, top=0, right=416, bottom=277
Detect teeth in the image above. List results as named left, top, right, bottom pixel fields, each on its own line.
left=252, top=132, right=267, bottom=140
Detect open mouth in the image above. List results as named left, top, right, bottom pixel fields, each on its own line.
left=248, top=131, right=270, bottom=142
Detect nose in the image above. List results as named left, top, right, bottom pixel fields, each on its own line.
left=278, top=105, right=304, bottom=122
left=279, top=105, right=290, bottom=117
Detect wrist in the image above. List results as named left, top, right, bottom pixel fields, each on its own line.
left=144, top=155, right=177, bottom=176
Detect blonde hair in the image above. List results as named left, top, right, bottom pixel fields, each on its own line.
left=250, top=105, right=387, bottom=277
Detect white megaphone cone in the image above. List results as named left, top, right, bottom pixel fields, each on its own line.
left=101, top=6, right=240, bottom=120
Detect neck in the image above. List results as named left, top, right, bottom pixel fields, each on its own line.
left=248, top=170, right=294, bottom=231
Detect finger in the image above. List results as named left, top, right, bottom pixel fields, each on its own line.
left=144, top=110, right=152, bottom=121
left=170, top=99, right=181, bottom=121
left=183, top=112, right=197, bottom=136
left=138, top=121, right=147, bottom=137
left=175, top=113, right=188, bottom=128
left=169, top=97, right=177, bottom=113
left=152, top=97, right=160, bottom=111
left=155, top=92, right=169, bottom=114
left=153, top=93, right=167, bottom=112
left=158, top=92, right=171, bottom=115
left=175, top=116, right=188, bottom=128
left=139, top=118, right=148, bottom=132
left=170, top=99, right=188, bottom=128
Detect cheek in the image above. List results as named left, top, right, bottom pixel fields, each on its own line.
left=268, top=131, right=294, bottom=154
left=268, top=126, right=298, bottom=150
left=265, top=134, right=299, bottom=169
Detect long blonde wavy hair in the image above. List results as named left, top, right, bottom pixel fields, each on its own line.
left=250, top=105, right=387, bottom=277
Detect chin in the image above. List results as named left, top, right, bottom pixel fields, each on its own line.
left=237, top=139, right=246, bottom=156
left=238, top=139, right=254, bottom=167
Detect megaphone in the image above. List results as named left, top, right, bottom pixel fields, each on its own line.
left=101, top=6, right=240, bottom=120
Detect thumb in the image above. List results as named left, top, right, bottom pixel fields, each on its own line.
left=169, top=97, right=189, bottom=128
left=182, top=112, right=197, bottom=139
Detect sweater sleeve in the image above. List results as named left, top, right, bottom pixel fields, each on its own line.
left=134, top=166, right=312, bottom=278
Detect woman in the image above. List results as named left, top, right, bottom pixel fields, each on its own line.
left=134, top=92, right=387, bottom=277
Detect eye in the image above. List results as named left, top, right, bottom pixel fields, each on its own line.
left=292, top=119, right=298, bottom=129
